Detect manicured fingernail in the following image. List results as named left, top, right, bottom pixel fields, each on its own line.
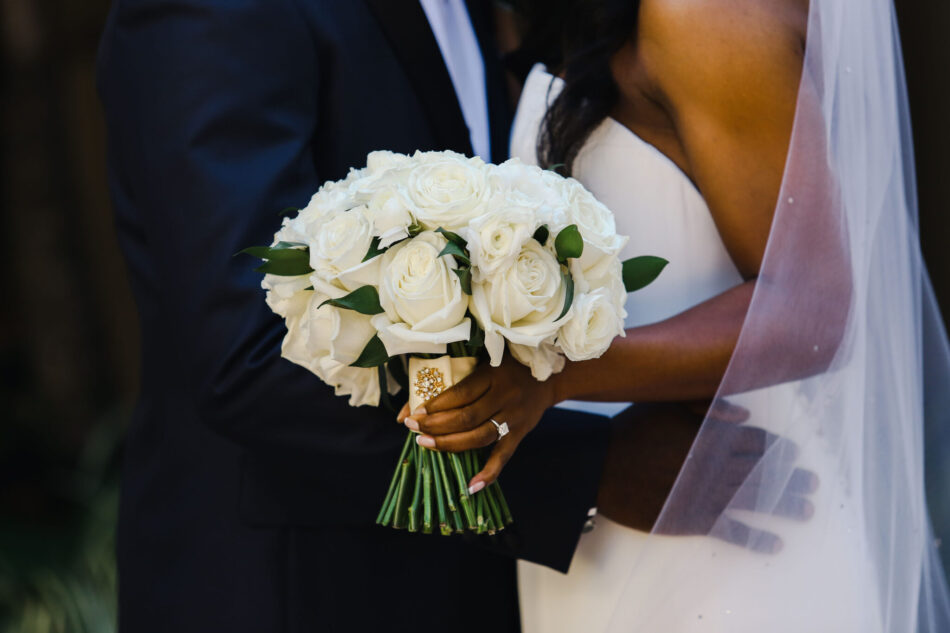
left=412, top=407, right=427, bottom=416
left=468, top=481, right=486, bottom=495
left=416, top=435, right=436, bottom=449
left=404, top=418, right=420, bottom=432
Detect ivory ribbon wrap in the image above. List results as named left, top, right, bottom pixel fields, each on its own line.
left=407, top=356, right=477, bottom=413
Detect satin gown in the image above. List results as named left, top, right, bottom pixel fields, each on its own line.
left=510, top=65, right=881, bottom=633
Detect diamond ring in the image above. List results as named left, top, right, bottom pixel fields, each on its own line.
left=490, top=419, right=510, bottom=441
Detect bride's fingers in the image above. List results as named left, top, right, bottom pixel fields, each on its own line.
left=420, top=369, right=491, bottom=415
left=468, top=431, right=521, bottom=492
left=408, top=397, right=500, bottom=436
left=730, top=468, right=819, bottom=515
left=692, top=398, right=751, bottom=423
left=773, top=493, right=815, bottom=521
left=413, top=370, right=491, bottom=415
left=396, top=401, right=410, bottom=423
left=416, top=419, right=498, bottom=453
left=787, top=468, right=820, bottom=495
left=710, top=399, right=751, bottom=423
left=710, top=516, right=784, bottom=554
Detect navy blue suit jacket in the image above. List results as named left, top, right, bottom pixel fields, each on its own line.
left=98, top=0, right=608, bottom=630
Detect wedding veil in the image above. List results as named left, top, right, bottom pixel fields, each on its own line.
left=607, top=0, right=950, bottom=630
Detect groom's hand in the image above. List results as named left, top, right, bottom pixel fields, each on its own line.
left=597, top=402, right=817, bottom=553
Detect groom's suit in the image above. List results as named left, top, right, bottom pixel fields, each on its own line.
left=97, top=0, right=608, bottom=631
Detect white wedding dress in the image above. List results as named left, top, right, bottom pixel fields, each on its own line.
left=510, top=65, right=883, bottom=633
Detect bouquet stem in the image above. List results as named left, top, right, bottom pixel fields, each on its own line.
left=376, top=431, right=514, bottom=536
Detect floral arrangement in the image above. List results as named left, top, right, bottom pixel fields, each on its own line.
left=243, top=150, right=666, bottom=535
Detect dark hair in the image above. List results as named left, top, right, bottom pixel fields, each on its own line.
left=502, top=0, right=573, bottom=83
left=534, top=1, right=640, bottom=176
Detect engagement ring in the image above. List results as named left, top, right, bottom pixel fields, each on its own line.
left=490, top=419, right=510, bottom=441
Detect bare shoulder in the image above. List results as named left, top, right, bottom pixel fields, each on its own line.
left=630, top=0, right=810, bottom=277
left=639, top=0, right=808, bottom=47
left=637, top=0, right=808, bottom=106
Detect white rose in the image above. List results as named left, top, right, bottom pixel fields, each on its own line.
left=280, top=290, right=382, bottom=407
left=374, top=231, right=471, bottom=356
left=557, top=286, right=626, bottom=362
left=365, top=188, right=414, bottom=248
left=463, top=202, right=537, bottom=280
left=405, top=151, right=490, bottom=231
left=305, top=287, right=378, bottom=366
left=320, top=361, right=382, bottom=407
left=299, top=172, right=364, bottom=221
left=509, top=341, right=566, bottom=381
left=563, top=182, right=628, bottom=277
left=491, top=159, right=570, bottom=227
left=366, top=150, right=411, bottom=174
left=308, top=205, right=381, bottom=291
left=351, top=153, right=411, bottom=199
left=274, top=210, right=323, bottom=247
left=471, top=238, right=569, bottom=367
left=275, top=290, right=314, bottom=371
left=262, top=273, right=313, bottom=318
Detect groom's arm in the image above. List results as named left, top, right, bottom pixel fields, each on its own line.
left=97, top=0, right=407, bottom=519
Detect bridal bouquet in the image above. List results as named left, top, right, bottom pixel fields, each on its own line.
left=243, top=150, right=666, bottom=535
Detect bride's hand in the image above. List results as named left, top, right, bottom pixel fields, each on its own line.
left=396, top=356, right=556, bottom=493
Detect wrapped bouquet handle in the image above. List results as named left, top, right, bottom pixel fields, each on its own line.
left=377, top=355, right=513, bottom=535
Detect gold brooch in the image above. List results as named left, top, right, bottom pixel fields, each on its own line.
left=414, top=367, right=446, bottom=403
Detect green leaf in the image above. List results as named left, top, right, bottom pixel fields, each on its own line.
left=377, top=365, right=394, bottom=412
left=556, top=269, right=575, bottom=321
left=533, top=225, right=550, bottom=246
left=238, top=246, right=273, bottom=259
left=350, top=335, right=390, bottom=368
left=241, top=246, right=307, bottom=261
left=279, top=206, right=300, bottom=216
left=253, top=259, right=313, bottom=276
left=554, top=224, right=584, bottom=262
left=438, top=240, right=471, bottom=266
left=453, top=267, right=472, bottom=295
left=362, top=236, right=387, bottom=262
left=466, top=319, right=485, bottom=350
left=319, top=286, right=384, bottom=315
left=408, top=223, right=424, bottom=238
left=435, top=227, right=467, bottom=247
left=240, top=243, right=312, bottom=275
left=545, top=163, right=566, bottom=173
left=621, top=256, right=669, bottom=293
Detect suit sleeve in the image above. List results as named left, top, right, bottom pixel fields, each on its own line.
left=97, top=0, right=408, bottom=513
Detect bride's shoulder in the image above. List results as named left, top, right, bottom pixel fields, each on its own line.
left=635, top=0, right=807, bottom=102
left=638, top=0, right=808, bottom=60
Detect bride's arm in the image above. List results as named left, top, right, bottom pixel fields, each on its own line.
left=556, top=0, right=846, bottom=402
left=410, top=0, right=847, bottom=485
left=559, top=0, right=843, bottom=404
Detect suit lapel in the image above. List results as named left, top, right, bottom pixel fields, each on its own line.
left=364, top=0, right=474, bottom=156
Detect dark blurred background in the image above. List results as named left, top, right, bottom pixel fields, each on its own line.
left=0, top=1, right=948, bottom=630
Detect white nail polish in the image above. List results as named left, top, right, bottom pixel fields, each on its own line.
left=412, top=406, right=427, bottom=416
left=468, top=481, right=486, bottom=495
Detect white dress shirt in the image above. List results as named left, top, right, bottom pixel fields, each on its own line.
left=419, top=0, right=492, bottom=161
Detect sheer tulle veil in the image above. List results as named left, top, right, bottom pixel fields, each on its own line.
left=607, top=0, right=950, bottom=630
